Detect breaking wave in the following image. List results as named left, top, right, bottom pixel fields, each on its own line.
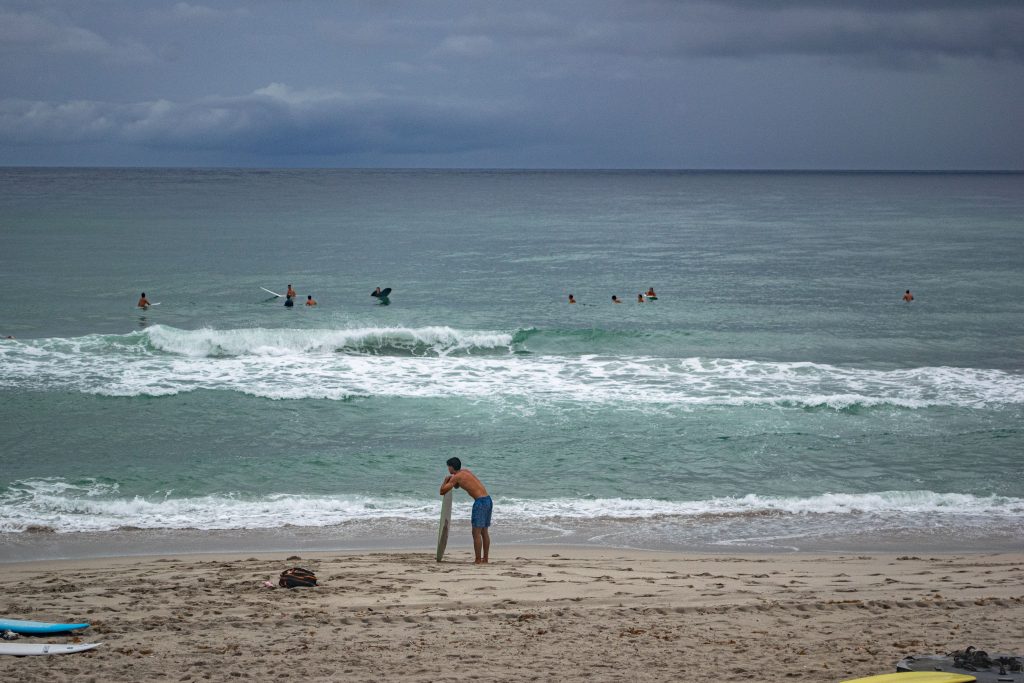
left=2, top=478, right=1022, bottom=533
left=1, top=326, right=1021, bottom=407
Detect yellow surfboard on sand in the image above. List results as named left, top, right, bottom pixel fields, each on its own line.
left=840, top=672, right=976, bottom=683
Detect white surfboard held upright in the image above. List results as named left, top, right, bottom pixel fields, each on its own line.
left=436, top=489, right=453, bottom=562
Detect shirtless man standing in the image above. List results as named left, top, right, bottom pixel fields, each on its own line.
left=440, top=457, right=492, bottom=564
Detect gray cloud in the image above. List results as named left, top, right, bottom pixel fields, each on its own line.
left=0, top=7, right=154, bottom=64
left=0, top=84, right=545, bottom=157
left=170, top=3, right=233, bottom=21
left=0, top=1, right=1021, bottom=168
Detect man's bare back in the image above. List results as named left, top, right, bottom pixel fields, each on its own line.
left=440, top=469, right=488, bottom=499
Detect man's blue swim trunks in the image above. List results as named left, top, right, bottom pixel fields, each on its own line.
left=471, top=496, right=493, bottom=528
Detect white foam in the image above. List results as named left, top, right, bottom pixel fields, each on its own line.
left=1, top=327, right=1022, bottom=408
left=2, top=479, right=1022, bottom=533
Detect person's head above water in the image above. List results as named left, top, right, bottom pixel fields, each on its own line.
left=446, top=457, right=461, bottom=471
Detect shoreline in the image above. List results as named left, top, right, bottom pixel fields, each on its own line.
left=2, top=546, right=1021, bottom=681
left=3, top=516, right=1023, bottom=563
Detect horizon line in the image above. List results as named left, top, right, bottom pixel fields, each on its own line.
left=1, top=165, right=1022, bottom=174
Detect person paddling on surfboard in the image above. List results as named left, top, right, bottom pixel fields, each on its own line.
left=137, top=292, right=150, bottom=309
left=440, top=457, right=492, bottom=564
left=646, top=287, right=657, bottom=299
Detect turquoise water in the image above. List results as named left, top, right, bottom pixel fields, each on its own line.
left=1, top=169, right=1022, bottom=555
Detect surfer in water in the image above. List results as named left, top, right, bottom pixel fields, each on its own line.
left=286, top=284, right=297, bottom=299
left=440, top=457, right=492, bottom=564
left=637, top=293, right=645, bottom=303
left=646, top=287, right=656, bottom=298
left=612, top=295, right=622, bottom=304
left=903, top=289, right=914, bottom=302
left=568, top=294, right=576, bottom=304
left=137, top=292, right=150, bottom=309
left=306, top=295, right=317, bottom=306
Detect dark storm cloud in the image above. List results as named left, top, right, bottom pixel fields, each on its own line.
left=562, top=2, right=1024, bottom=67
left=674, top=2, right=1024, bottom=65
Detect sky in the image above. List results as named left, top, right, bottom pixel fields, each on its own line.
left=1, top=0, right=1022, bottom=169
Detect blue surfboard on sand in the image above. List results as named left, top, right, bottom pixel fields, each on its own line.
left=0, top=618, right=90, bottom=634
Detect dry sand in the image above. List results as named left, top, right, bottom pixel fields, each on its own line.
left=1, top=547, right=1021, bottom=682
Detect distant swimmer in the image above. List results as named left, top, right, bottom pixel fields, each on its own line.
left=637, top=293, right=645, bottom=303
left=137, top=292, right=150, bottom=309
left=903, top=290, right=914, bottom=302
left=612, top=295, right=622, bottom=304
left=568, top=294, right=576, bottom=304
left=306, top=295, right=317, bottom=306
left=286, top=284, right=297, bottom=299
left=284, top=295, right=294, bottom=308
left=646, top=287, right=656, bottom=298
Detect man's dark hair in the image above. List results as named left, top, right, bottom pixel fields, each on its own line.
left=446, top=457, right=461, bottom=471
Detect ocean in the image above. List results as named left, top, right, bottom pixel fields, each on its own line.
left=1, top=168, right=1022, bottom=559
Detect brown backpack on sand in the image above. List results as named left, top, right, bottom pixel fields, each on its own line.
left=279, top=567, right=317, bottom=588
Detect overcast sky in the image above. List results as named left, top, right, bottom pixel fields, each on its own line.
left=1, top=0, right=1022, bottom=169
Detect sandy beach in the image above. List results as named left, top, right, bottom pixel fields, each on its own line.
left=1, top=547, right=1021, bottom=682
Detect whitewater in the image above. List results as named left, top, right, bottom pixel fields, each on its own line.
left=2, top=326, right=1021, bottom=408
